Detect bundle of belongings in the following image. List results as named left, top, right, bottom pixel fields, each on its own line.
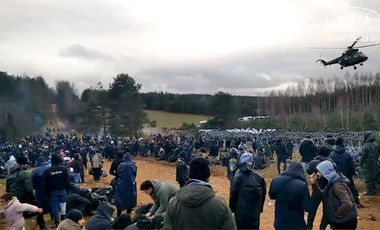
left=91, top=186, right=114, bottom=205
left=67, top=183, right=114, bottom=217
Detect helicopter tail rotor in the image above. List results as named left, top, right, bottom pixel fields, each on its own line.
left=316, top=54, right=327, bottom=67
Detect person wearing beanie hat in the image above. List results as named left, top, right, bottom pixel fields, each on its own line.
left=43, top=154, right=70, bottom=227
left=269, top=162, right=312, bottom=230
left=31, top=156, right=50, bottom=230
left=330, top=137, right=363, bottom=208
left=164, top=157, right=236, bottom=230
left=227, top=148, right=239, bottom=183
left=311, top=161, right=358, bottom=229
left=56, top=209, right=84, bottom=230
left=230, top=151, right=266, bottom=229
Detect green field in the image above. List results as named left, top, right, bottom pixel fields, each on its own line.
left=145, top=110, right=211, bottom=128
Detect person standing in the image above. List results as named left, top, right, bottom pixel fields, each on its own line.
left=230, top=153, right=266, bottom=230
left=91, top=151, right=103, bottom=183
left=360, top=132, right=380, bottom=196
left=227, top=148, right=239, bottom=184
left=299, top=136, right=318, bottom=171
left=330, top=137, right=363, bottom=208
left=31, top=157, right=50, bottom=230
left=114, top=152, right=137, bottom=217
left=176, top=152, right=189, bottom=188
left=311, top=161, right=358, bottom=230
left=43, top=154, right=70, bottom=228
left=164, top=157, right=237, bottom=230
left=70, top=153, right=83, bottom=184
left=269, top=162, right=311, bottom=230
left=262, top=138, right=272, bottom=167
left=273, top=138, right=288, bottom=175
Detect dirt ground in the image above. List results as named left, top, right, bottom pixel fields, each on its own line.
left=1, top=155, right=379, bottom=230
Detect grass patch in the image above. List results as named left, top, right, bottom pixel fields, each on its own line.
left=144, top=110, right=211, bottom=128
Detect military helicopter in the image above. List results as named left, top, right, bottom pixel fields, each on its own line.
left=309, top=37, right=380, bottom=70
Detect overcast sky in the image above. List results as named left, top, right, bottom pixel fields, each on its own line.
left=1, top=0, right=380, bottom=96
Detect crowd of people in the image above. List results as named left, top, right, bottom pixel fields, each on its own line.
left=0, top=129, right=379, bottom=230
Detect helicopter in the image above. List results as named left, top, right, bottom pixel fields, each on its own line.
left=309, top=37, right=380, bottom=70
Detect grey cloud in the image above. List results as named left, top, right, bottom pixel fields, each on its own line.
left=59, top=44, right=114, bottom=61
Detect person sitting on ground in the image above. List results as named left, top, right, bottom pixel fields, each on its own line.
left=164, top=157, right=236, bottom=229
left=0, top=193, right=43, bottom=230
left=85, top=202, right=115, bottom=230
left=56, top=209, right=85, bottom=230
left=140, top=179, right=178, bottom=220
left=113, top=213, right=132, bottom=230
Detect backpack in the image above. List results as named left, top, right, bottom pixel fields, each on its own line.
left=228, top=158, right=238, bottom=174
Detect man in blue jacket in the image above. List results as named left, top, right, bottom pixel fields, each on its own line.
left=31, top=157, right=50, bottom=230
left=269, top=162, right=312, bottom=230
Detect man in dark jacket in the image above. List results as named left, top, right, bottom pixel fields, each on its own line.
left=114, top=152, right=137, bottom=217
left=43, top=154, right=70, bottom=227
left=164, top=157, right=237, bottom=230
left=306, top=146, right=336, bottom=230
left=311, top=161, right=358, bottom=230
left=323, top=134, right=336, bottom=154
left=286, top=139, right=294, bottom=160
left=176, top=152, right=189, bottom=187
left=85, top=202, right=115, bottom=230
left=31, top=157, right=50, bottom=230
left=299, top=136, right=318, bottom=170
left=66, top=192, right=92, bottom=217
left=141, top=179, right=178, bottom=219
left=274, top=138, right=288, bottom=175
left=269, top=162, right=311, bottom=230
left=109, top=151, right=124, bottom=191
left=360, top=132, right=380, bottom=195
left=230, top=153, right=266, bottom=230
left=330, top=137, right=363, bottom=208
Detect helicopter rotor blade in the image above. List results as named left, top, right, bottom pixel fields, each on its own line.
left=355, top=43, right=380, bottom=48
left=348, top=36, right=361, bottom=49
left=308, top=47, right=347, bottom=49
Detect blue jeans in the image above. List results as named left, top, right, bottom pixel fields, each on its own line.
left=73, top=173, right=80, bottom=183
left=50, top=190, right=68, bottom=225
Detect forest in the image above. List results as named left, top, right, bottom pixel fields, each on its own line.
left=1, top=70, right=380, bottom=140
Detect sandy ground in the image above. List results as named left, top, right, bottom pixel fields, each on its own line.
left=1, top=155, right=379, bottom=230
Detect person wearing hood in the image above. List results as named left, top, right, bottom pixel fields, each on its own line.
left=331, top=137, right=362, bottom=208
left=85, top=202, right=115, bottom=230
left=56, top=209, right=85, bottom=230
left=269, top=162, right=312, bottom=230
left=273, top=138, right=288, bottom=175
left=6, top=156, right=35, bottom=207
left=359, top=132, right=380, bottom=196
left=140, top=179, right=178, bottom=219
left=0, top=193, right=43, bottom=230
left=70, top=153, right=83, bottom=184
left=5, top=156, right=16, bottom=174
left=230, top=153, right=266, bottom=230
left=164, top=157, right=237, bottom=230
left=31, top=157, right=50, bottom=230
left=114, top=152, right=137, bottom=217
left=299, top=136, right=318, bottom=169
left=43, top=154, right=70, bottom=227
left=323, top=134, right=336, bottom=154
left=306, top=146, right=337, bottom=230
left=176, top=152, right=189, bottom=187
left=109, top=151, right=124, bottom=191
left=311, top=161, right=358, bottom=230
left=227, top=148, right=239, bottom=183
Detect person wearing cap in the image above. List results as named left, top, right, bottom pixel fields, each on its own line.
left=230, top=153, right=266, bottom=230
left=31, top=157, right=50, bottom=230
left=269, top=162, right=312, bottom=230
left=164, top=157, right=236, bottom=230
left=311, top=161, right=358, bottom=230
left=56, top=209, right=85, bottom=230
